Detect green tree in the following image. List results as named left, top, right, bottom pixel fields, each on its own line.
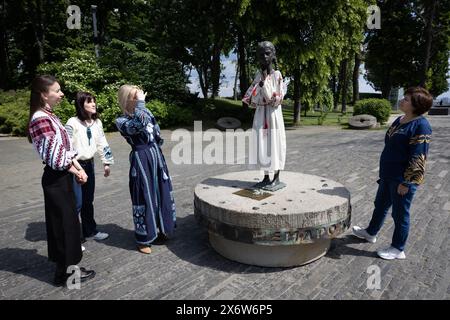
left=151, top=0, right=237, bottom=99
left=262, top=0, right=369, bottom=124
left=365, top=0, right=450, bottom=98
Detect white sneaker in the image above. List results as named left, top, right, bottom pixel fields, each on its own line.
left=81, top=245, right=86, bottom=252
left=88, top=231, right=109, bottom=241
left=377, top=246, right=406, bottom=260
left=352, top=226, right=377, bottom=243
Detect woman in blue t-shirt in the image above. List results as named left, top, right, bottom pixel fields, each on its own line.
left=353, top=87, right=433, bottom=260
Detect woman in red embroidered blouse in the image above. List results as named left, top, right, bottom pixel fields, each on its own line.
left=28, top=75, right=95, bottom=286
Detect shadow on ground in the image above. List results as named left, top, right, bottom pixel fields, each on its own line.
left=326, top=234, right=377, bottom=259
left=25, top=221, right=137, bottom=252
left=164, top=214, right=295, bottom=274
left=0, top=248, right=54, bottom=286
left=23, top=217, right=376, bottom=278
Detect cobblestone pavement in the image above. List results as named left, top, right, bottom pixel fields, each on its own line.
left=0, top=115, right=449, bottom=300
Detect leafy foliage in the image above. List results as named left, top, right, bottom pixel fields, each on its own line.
left=0, top=90, right=29, bottom=135
left=147, top=100, right=193, bottom=129
left=100, top=39, right=191, bottom=105
left=37, top=49, right=118, bottom=100
left=365, top=0, right=450, bottom=97
left=353, top=98, right=391, bottom=124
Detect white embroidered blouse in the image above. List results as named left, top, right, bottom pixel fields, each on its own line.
left=65, top=117, right=114, bottom=165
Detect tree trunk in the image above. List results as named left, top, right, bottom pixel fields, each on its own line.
left=352, top=52, right=361, bottom=104
left=197, top=67, right=208, bottom=99
left=28, top=0, right=45, bottom=65
left=420, top=0, right=437, bottom=87
left=340, top=58, right=349, bottom=113
left=331, top=75, right=338, bottom=111
left=336, top=61, right=345, bottom=112
left=0, top=0, right=9, bottom=89
left=237, top=29, right=249, bottom=109
left=381, top=77, right=391, bottom=100
left=211, top=41, right=222, bottom=98
left=233, top=58, right=239, bottom=100
left=293, top=68, right=301, bottom=125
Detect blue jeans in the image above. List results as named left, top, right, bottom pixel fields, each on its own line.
left=366, top=179, right=417, bottom=251
left=73, top=159, right=97, bottom=238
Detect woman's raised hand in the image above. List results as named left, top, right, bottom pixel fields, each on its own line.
left=136, top=90, right=147, bottom=101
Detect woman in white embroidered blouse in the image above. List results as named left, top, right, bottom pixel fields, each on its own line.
left=66, top=92, right=114, bottom=242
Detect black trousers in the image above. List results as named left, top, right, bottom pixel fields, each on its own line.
left=42, top=166, right=82, bottom=269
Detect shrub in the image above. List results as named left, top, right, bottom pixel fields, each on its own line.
left=353, top=98, right=391, bottom=124
left=147, top=100, right=192, bottom=128
left=0, top=90, right=77, bottom=135
left=98, top=97, right=194, bottom=132
left=0, top=90, right=29, bottom=136
left=37, top=49, right=119, bottom=101
left=54, top=99, right=76, bottom=125
left=96, top=84, right=123, bottom=132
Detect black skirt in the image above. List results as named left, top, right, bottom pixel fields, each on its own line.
left=41, top=166, right=82, bottom=267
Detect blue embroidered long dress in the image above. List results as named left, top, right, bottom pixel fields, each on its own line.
left=115, top=100, right=176, bottom=245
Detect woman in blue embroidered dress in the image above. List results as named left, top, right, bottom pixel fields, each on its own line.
left=115, top=85, right=176, bottom=254
left=353, top=87, right=433, bottom=260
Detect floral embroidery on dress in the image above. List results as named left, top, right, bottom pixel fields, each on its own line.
left=133, top=205, right=147, bottom=236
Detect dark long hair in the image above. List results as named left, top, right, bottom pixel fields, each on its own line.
left=28, top=75, right=57, bottom=143
left=75, top=91, right=98, bottom=121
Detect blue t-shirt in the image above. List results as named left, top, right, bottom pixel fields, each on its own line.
left=379, top=116, right=432, bottom=185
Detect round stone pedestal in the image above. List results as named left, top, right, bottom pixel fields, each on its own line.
left=194, top=171, right=351, bottom=267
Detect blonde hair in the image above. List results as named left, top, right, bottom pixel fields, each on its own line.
left=118, top=84, right=141, bottom=115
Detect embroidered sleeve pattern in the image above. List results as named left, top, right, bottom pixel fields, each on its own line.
left=403, top=125, right=432, bottom=185
left=151, top=112, right=164, bottom=146
left=115, top=100, right=150, bottom=135
left=272, top=71, right=283, bottom=107
left=404, top=154, right=427, bottom=184
left=96, top=120, right=114, bottom=164
left=242, top=72, right=260, bottom=106
left=30, top=117, right=76, bottom=170
left=65, top=124, right=74, bottom=139
left=409, top=134, right=431, bottom=145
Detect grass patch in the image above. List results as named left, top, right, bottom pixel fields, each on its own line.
left=190, top=98, right=354, bottom=128
left=281, top=104, right=353, bottom=127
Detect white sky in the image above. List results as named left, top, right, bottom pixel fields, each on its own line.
left=187, top=53, right=450, bottom=100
